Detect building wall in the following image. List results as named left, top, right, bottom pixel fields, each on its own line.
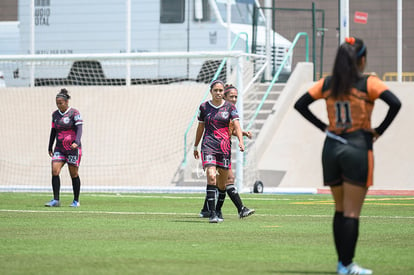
left=261, top=0, right=414, bottom=79
left=2, top=1, right=413, bottom=79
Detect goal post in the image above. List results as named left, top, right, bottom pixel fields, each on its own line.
left=0, top=51, right=267, bottom=192
left=0, top=51, right=247, bottom=87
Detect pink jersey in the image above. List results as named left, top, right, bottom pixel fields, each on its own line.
left=198, top=100, right=239, bottom=155
left=51, top=107, right=83, bottom=151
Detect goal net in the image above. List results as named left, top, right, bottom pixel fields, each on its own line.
left=0, top=51, right=267, bottom=192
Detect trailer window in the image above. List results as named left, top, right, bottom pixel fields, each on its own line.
left=194, top=0, right=211, bottom=22
left=160, top=0, right=185, bottom=23
left=215, top=0, right=264, bottom=25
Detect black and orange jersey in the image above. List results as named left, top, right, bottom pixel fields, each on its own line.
left=308, top=75, right=389, bottom=134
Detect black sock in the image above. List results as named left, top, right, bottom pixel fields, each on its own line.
left=201, top=195, right=209, bottom=212
left=71, top=176, right=81, bottom=202
left=206, top=185, right=217, bottom=213
left=340, top=217, right=359, bottom=266
left=52, top=175, right=60, bottom=200
left=226, top=184, right=243, bottom=212
left=215, top=189, right=226, bottom=212
left=333, top=211, right=344, bottom=262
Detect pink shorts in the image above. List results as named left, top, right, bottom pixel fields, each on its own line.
left=52, top=148, right=82, bottom=167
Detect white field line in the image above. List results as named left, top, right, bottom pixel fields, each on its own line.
left=5, top=193, right=334, bottom=201
left=23, top=192, right=414, bottom=202
left=0, top=209, right=413, bottom=220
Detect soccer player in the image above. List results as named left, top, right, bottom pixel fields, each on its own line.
left=294, top=37, right=401, bottom=275
left=45, top=88, right=84, bottom=207
left=193, top=80, right=245, bottom=223
left=199, top=84, right=255, bottom=220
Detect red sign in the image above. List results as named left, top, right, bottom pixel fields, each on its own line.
left=354, top=11, right=368, bottom=24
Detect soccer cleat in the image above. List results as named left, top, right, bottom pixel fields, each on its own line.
left=70, top=200, right=80, bottom=207
left=45, top=199, right=60, bottom=207
left=337, top=262, right=373, bottom=275
left=199, top=209, right=210, bottom=218
left=337, top=262, right=347, bottom=274
left=209, top=211, right=219, bottom=223
left=216, top=211, right=224, bottom=222
left=239, top=206, right=255, bottom=219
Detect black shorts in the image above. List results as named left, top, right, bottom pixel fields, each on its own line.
left=200, top=151, right=231, bottom=170
left=52, top=147, right=82, bottom=167
left=322, top=130, right=373, bottom=187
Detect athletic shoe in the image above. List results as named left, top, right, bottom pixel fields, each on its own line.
left=70, top=200, right=80, bottom=207
left=199, top=209, right=210, bottom=218
left=45, top=199, right=60, bottom=207
left=216, top=211, right=224, bottom=222
left=337, top=262, right=373, bottom=275
left=337, top=262, right=347, bottom=274
left=209, top=211, right=219, bottom=223
left=239, top=206, right=255, bottom=218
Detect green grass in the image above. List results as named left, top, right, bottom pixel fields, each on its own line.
left=0, top=193, right=413, bottom=274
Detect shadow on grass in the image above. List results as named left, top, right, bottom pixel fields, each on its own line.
left=268, top=271, right=336, bottom=274
left=171, top=217, right=207, bottom=223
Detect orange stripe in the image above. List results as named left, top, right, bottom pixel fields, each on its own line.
left=366, top=150, right=374, bottom=187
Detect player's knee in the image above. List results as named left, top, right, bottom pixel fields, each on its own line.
left=70, top=172, right=79, bottom=178
left=206, top=170, right=216, bottom=184
left=69, top=167, right=79, bottom=178
left=227, top=175, right=235, bottom=185
left=51, top=169, right=60, bottom=176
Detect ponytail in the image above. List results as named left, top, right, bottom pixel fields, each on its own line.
left=330, top=37, right=366, bottom=98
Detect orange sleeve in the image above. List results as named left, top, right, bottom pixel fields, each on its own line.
left=367, top=75, right=389, bottom=100
left=307, top=78, right=325, bottom=99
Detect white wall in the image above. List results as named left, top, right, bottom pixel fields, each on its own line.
left=0, top=84, right=206, bottom=190
left=257, top=67, right=414, bottom=191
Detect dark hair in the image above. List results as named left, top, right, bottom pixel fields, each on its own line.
left=56, top=88, right=71, bottom=100
left=224, top=84, right=237, bottom=95
left=210, top=79, right=224, bottom=91
left=330, top=37, right=367, bottom=98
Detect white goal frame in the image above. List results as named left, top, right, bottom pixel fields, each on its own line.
left=0, top=51, right=267, bottom=192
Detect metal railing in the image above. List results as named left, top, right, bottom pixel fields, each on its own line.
left=382, top=72, right=414, bottom=81
left=246, top=32, right=309, bottom=131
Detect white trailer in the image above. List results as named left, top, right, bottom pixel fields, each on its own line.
left=0, top=21, right=20, bottom=86
left=12, top=0, right=292, bottom=85
left=0, top=21, right=20, bottom=55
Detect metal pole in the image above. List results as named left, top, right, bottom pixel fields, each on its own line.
left=312, top=2, right=316, bottom=81
left=126, top=0, right=131, bottom=86
left=227, top=0, right=231, bottom=50
left=226, top=0, right=232, bottom=80
left=265, top=0, right=272, bottom=81
left=30, top=0, right=35, bottom=87
left=236, top=56, right=244, bottom=191
left=319, top=10, right=325, bottom=80
left=397, top=0, right=402, bottom=82
left=339, top=0, right=349, bottom=44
